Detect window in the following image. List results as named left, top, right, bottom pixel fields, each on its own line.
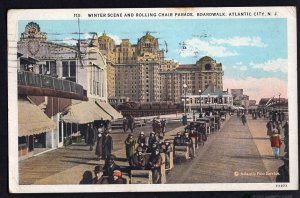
left=62, top=61, right=76, bottom=82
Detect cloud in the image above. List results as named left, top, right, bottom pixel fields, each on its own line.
left=210, top=36, right=267, bottom=48
left=240, top=66, right=247, bottom=71
left=236, top=61, right=243, bottom=65
left=252, top=58, right=288, bottom=73
left=62, top=37, right=77, bottom=46
left=232, top=65, right=247, bottom=71
left=223, top=77, right=287, bottom=102
left=179, top=37, right=238, bottom=58
left=108, top=34, right=122, bottom=45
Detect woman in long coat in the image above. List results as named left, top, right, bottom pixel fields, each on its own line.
left=266, top=120, right=273, bottom=137
left=124, top=134, right=136, bottom=162
left=270, top=129, right=282, bottom=159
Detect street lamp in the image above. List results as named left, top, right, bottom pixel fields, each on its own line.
left=199, top=89, right=202, bottom=114
left=278, top=93, right=281, bottom=114
left=183, top=84, right=187, bottom=116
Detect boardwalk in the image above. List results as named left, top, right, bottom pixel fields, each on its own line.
left=167, top=115, right=283, bottom=183
left=19, top=121, right=182, bottom=185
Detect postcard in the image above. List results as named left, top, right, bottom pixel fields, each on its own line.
left=7, top=7, right=298, bottom=192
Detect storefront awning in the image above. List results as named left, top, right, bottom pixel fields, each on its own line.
left=18, top=100, right=56, bottom=137
left=61, top=101, right=112, bottom=124
left=96, top=101, right=123, bottom=120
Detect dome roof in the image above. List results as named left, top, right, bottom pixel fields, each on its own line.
left=199, top=56, right=214, bottom=62
left=140, top=32, right=156, bottom=41
left=98, top=33, right=113, bottom=41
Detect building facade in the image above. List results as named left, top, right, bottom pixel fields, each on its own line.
left=98, top=32, right=164, bottom=103
left=98, top=32, right=224, bottom=104
left=17, top=22, right=114, bottom=159
left=160, top=56, right=224, bottom=103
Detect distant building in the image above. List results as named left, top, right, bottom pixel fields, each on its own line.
left=231, top=89, right=243, bottom=98
left=98, top=33, right=224, bottom=104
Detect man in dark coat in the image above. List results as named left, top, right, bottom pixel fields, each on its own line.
left=161, top=140, right=172, bottom=169
left=148, top=131, right=157, bottom=148
left=130, top=147, right=146, bottom=170
left=103, top=154, right=121, bottom=177
left=87, top=123, right=95, bottom=151
left=102, top=131, right=113, bottom=159
left=95, top=131, right=103, bottom=160
left=122, top=117, right=128, bottom=133
left=147, top=148, right=162, bottom=184
left=137, top=131, right=146, bottom=144
left=160, top=119, right=166, bottom=136
left=128, top=115, right=135, bottom=133
left=92, top=165, right=109, bottom=184
left=173, top=132, right=183, bottom=146
left=183, top=131, right=194, bottom=159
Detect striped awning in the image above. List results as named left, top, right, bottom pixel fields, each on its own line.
left=61, top=101, right=112, bottom=124
left=96, top=101, right=123, bottom=120
left=18, top=100, right=56, bottom=137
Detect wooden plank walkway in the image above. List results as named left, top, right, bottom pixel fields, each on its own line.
left=168, top=115, right=273, bottom=183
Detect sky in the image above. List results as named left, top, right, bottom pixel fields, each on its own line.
left=19, top=19, right=288, bottom=102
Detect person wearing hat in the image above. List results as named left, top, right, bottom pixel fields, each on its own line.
left=130, top=147, right=146, bottom=170
left=276, top=157, right=289, bottom=182
left=183, top=131, right=194, bottom=159
left=109, top=170, right=125, bottom=184
left=27, top=64, right=34, bottom=72
left=92, top=165, right=108, bottom=184
left=270, top=128, right=282, bottom=159
left=174, top=132, right=183, bottom=146
left=103, top=154, right=121, bottom=177
left=161, top=140, right=172, bottom=169
left=148, top=131, right=157, bottom=148
left=125, top=133, right=136, bottom=164
left=137, top=131, right=146, bottom=145
left=148, top=148, right=162, bottom=184
left=122, top=117, right=128, bottom=133
left=160, top=119, right=166, bottom=136
left=102, top=131, right=113, bottom=160
left=95, top=130, right=103, bottom=160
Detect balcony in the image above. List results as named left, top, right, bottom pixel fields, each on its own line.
left=18, top=70, right=88, bottom=101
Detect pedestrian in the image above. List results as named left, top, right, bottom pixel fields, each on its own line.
left=122, top=117, right=128, bottom=133
left=147, top=148, right=162, bottom=184
left=266, top=120, right=273, bottom=137
left=124, top=133, right=136, bottom=163
left=130, top=147, right=146, bottom=170
left=102, top=131, right=113, bottom=159
left=108, top=170, right=126, bottom=184
left=92, top=165, right=108, bottom=184
left=128, top=115, right=135, bottom=133
left=137, top=131, right=146, bottom=145
left=276, top=157, right=289, bottom=182
left=136, top=142, right=148, bottom=153
left=148, top=131, right=157, bottom=148
left=79, top=170, right=93, bottom=184
left=87, top=123, right=95, bottom=151
left=160, top=119, right=166, bottom=136
left=103, top=154, right=121, bottom=177
left=283, top=121, right=289, bottom=153
left=241, top=113, right=247, bottom=126
left=183, top=131, right=194, bottom=159
left=173, top=132, right=183, bottom=146
left=161, top=140, right=172, bottom=169
left=270, top=128, right=282, bottom=159
left=95, top=130, right=103, bottom=160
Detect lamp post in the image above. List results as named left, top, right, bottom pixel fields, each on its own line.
left=199, top=89, right=202, bottom=114
left=183, top=84, right=187, bottom=116
left=278, top=93, right=281, bottom=114
left=208, top=94, right=210, bottom=114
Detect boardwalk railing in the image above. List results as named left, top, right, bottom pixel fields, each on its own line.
left=18, top=70, right=84, bottom=96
